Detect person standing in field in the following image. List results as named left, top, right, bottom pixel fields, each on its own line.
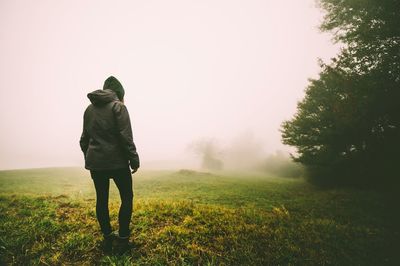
left=79, top=76, right=140, bottom=254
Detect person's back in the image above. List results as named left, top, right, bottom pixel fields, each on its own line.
left=80, top=76, right=139, bottom=254
left=82, top=89, right=137, bottom=170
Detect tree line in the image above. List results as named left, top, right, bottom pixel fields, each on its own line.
left=281, top=0, right=400, bottom=187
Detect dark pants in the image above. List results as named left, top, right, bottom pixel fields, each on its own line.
left=90, top=167, right=133, bottom=238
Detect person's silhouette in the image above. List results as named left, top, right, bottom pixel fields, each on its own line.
left=80, top=76, right=140, bottom=254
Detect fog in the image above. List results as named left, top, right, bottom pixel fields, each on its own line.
left=0, top=0, right=339, bottom=170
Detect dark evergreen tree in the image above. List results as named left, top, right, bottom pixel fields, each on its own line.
left=281, top=0, right=400, bottom=186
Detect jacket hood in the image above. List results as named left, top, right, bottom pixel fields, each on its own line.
left=87, top=89, right=118, bottom=106
left=103, top=76, right=125, bottom=100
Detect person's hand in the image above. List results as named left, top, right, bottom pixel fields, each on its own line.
left=130, top=156, right=139, bottom=172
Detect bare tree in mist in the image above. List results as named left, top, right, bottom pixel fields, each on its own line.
left=189, top=139, right=223, bottom=171
left=188, top=133, right=302, bottom=176
left=189, top=132, right=266, bottom=172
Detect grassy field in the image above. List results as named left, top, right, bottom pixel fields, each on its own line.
left=0, top=168, right=399, bottom=265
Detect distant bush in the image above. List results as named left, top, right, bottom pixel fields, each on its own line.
left=263, top=152, right=304, bottom=178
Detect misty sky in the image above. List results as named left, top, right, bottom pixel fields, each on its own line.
left=0, top=0, right=339, bottom=170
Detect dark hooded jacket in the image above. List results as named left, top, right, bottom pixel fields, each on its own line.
left=79, top=89, right=140, bottom=171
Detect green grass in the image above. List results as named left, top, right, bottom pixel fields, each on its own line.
left=0, top=168, right=399, bottom=265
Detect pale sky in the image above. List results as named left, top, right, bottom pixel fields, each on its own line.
left=0, top=0, right=339, bottom=170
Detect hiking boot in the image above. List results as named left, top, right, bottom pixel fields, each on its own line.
left=101, top=231, right=117, bottom=254
left=114, top=235, right=131, bottom=255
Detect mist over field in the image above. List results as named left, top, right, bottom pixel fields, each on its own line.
left=0, top=0, right=339, bottom=170
left=1, top=1, right=399, bottom=264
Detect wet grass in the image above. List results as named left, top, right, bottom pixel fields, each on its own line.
left=0, top=168, right=399, bottom=265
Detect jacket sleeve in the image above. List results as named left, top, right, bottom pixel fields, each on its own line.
left=79, top=111, right=89, bottom=155
left=113, top=102, right=140, bottom=169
